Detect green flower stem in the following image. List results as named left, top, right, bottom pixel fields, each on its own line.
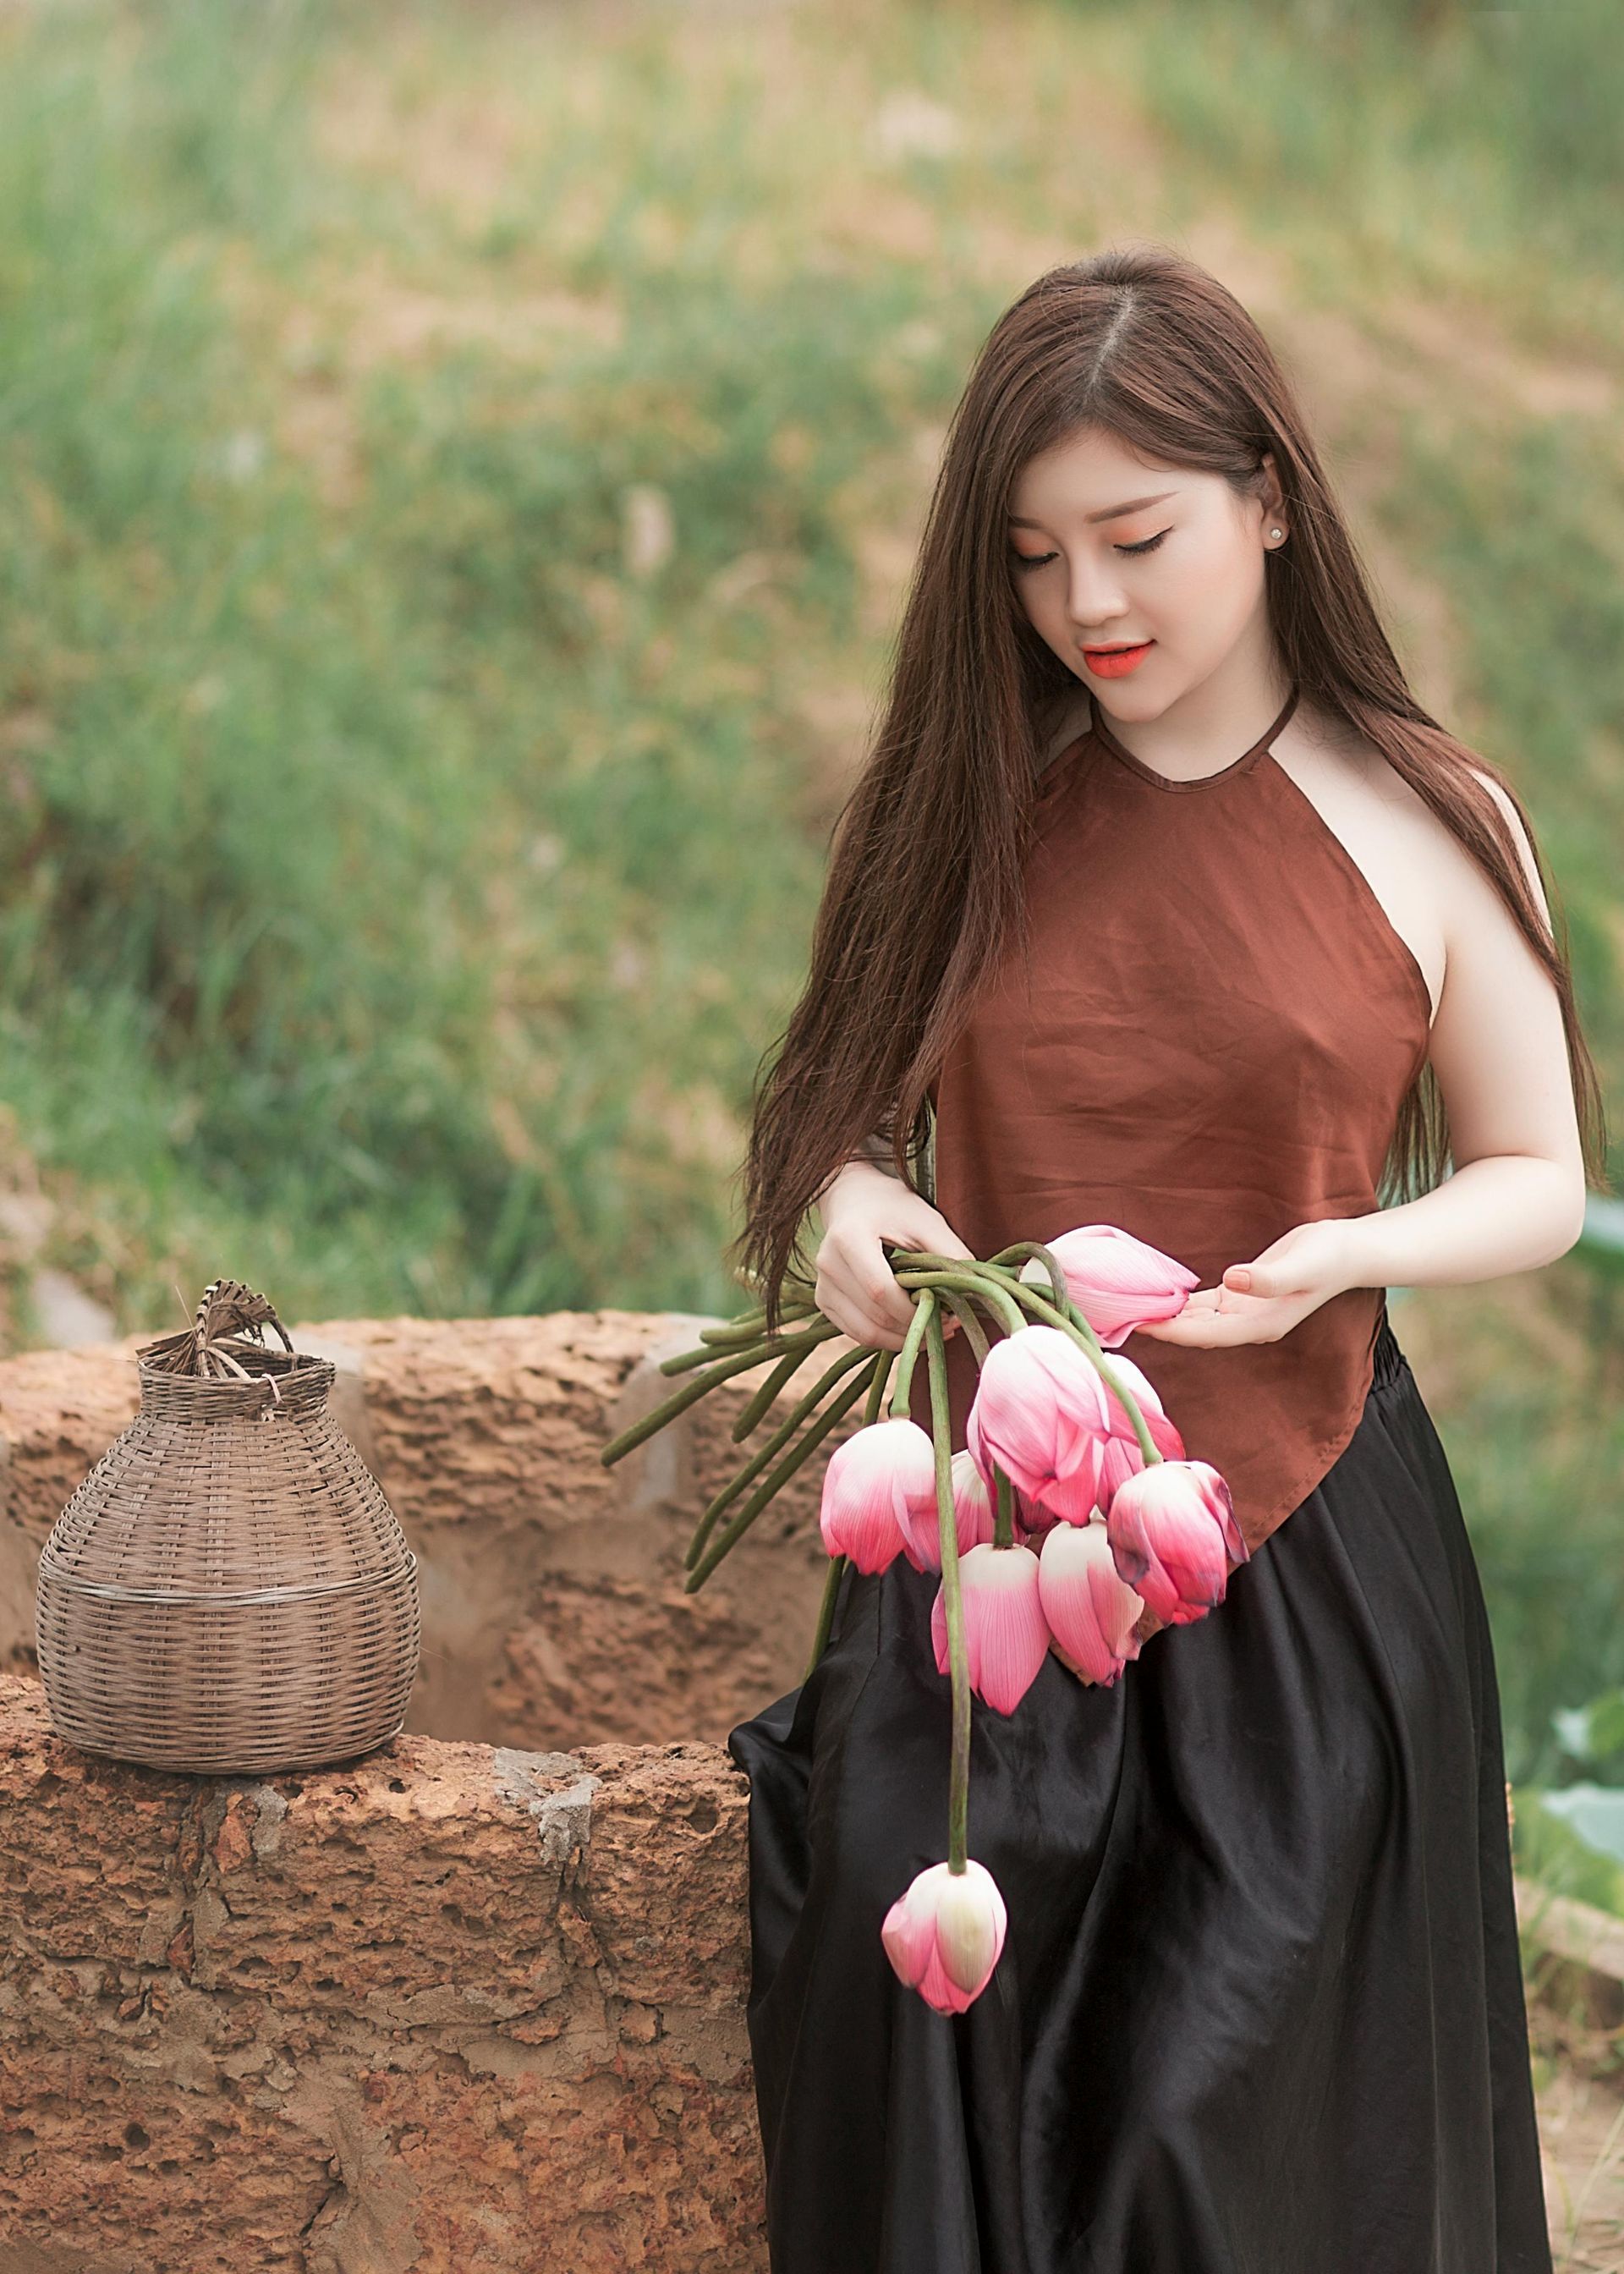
left=697, top=1310, right=774, bottom=1345
left=699, top=1291, right=820, bottom=1346
left=886, top=1248, right=985, bottom=1272
left=938, top=1289, right=991, bottom=1366
left=886, top=1249, right=1029, bottom=1318
left=733, top=1339, right=828, bottom=1441
left=893, top=1243, right=1059, bottom=1308
left=601, top=1333, right=831, bottom=1465
left=985, top=1239, right=1071, bottom=1319
left=691, top=1319, right=773, bottom=1346
left=892, top=1266, right=1025, bottom=1337
left=804, top=1553, right=847, bottom=1682
left=994, top=1464, right=1016, bottom=1550
left=863, top=1346, right=897, bottom=1424
left=684, top=1342, right=879, bottom=1570
left=999, top=1278, right=1160, bottom=1466
left=887, top=1283, right=938, bottom=1418
left=925, top=1301, right=971, bottom=1876
left=658, top=1316, right=836, bottom=1378
left=917, top=1277, right=1014, bottom=1352
left=684, top=1357, right=882, bottom=1590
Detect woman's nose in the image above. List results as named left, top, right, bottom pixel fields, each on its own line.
left=1063, top=556, right=1129, bottom=627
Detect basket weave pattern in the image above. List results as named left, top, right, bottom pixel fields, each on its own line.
left=35, top=1287, right=420, bottom=1775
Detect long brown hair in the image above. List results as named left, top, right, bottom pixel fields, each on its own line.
left=728, top=243, right=1611, bottom=1330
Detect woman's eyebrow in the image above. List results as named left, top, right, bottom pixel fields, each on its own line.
left=1007, top=491, right=1179, bottom=528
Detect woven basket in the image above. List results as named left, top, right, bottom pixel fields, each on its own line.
left=35, top=1280, right=420, bottom=1776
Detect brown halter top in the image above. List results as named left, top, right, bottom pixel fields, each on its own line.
left=907, top=681, right=1433, bottom=1645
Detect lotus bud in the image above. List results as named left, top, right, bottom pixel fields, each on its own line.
left=1019, top=1223, right=1198, bottom=1348
left=1105, top=1458, right=1248, bottom=1625
left=881, top=1857, right=1008, bottom=2013
left=819, top=1417, right=939, bottom=1574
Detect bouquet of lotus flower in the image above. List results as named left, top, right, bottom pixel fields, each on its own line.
left=599, top=1223, right=1246, bottom=2017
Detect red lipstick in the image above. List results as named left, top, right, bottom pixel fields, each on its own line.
left=1080, top=641, right=1154, bottom=678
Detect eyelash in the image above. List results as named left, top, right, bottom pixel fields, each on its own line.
left=1012, top=530, right=1170, bottom=571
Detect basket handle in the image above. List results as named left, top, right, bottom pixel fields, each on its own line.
left=193, top=1279, right=295, bottom=1409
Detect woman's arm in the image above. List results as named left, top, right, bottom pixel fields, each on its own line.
left=1329, top=768, right=1587, bottom=1291
left=813, top=1128, right=903, bottom=1208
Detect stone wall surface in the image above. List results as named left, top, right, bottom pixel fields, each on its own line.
left=0, top=1668, right=765, bottom=2274
left=0, top=1308, right=853, bottom=1752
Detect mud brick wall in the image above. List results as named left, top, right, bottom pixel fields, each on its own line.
left=0, top=1669, right=765, bottom=2274
left=0, top=1308, right=881, bottom=2268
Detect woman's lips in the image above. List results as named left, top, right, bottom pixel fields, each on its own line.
left=1081, top=640, right=1154, bottom=678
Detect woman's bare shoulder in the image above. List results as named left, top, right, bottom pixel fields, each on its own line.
left=1287, top=701, right=1539, bottom=898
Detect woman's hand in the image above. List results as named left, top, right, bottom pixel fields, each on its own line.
left=1131, top=1219, right=1360, bottom=1349
left=815, top=1162, right=977, bottom=1352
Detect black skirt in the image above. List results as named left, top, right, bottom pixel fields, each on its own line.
left=725, top=1315, right=1552, bottom=2273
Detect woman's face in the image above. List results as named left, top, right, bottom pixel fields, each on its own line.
left=1005, top=426, right=1287, bottom=712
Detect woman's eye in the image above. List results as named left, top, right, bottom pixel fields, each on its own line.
left=1011, top=530, right=1170, bottom=572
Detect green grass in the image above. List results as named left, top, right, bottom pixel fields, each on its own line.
left=0, top=0, right=981, bottom=1322
left=1434, top=1317, right=1624, bottom=1788
left=1, top=0, right=1621, bottom=1760
left=1103, top=0, right=1624, bottom=336
left=1381, top=414, right=1624, bottom=991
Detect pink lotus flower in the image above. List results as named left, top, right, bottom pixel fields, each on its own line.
left=881, top=1857, right=1007, bottom=2013
left=819, top=1418, right=939, bottom=1574
left=1105, top=1459, right=1248, bottom=1626
left=967, top=1326, right=1111, bottom=1525
left=1020, top=1224, right=1199, bottom=1348
left=899, top=1448, right=997, bottom=1574
left=1094, top=1351, right=1186, bottom=1504
left=930, top=1541, right=1051, bottom=1714
left=1036, top=1519, right=1145, bottom=1685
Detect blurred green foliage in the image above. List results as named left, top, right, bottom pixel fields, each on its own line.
left=1106, top=0, right=1624, bottom=272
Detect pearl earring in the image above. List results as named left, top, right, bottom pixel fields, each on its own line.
left=1270, top=528, right=1283, bottom=540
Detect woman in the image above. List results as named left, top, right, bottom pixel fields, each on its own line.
left=725, top=243, right=1605, bottom=2274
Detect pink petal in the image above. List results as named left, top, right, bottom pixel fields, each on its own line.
left=881, top=1881, right=936, bottom=1989
left=1192, top=1461, right=1248, bottom=1564
left=958, top=1542, right=1051, bottom=1714
left=969, top=1328, right=1111, bottom=1516
left=1014, top=1481, right=1060, bottom=1539
left=1099, top=1405, right=1186, bottom=1504
left=1037, top=1520, right=1144, bottom=1684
